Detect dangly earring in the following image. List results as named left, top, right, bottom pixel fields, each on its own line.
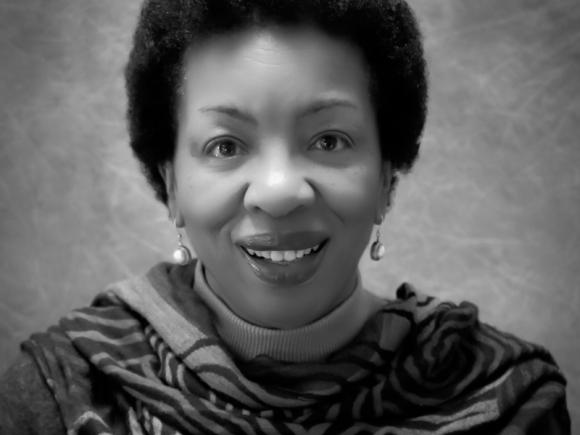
left=172, top=221, right=192, bottom=266
left=370, top=226, right=385, bottom=261
left=370, top=174, right=395, bottom=261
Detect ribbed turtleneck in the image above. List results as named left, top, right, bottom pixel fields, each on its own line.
left=193, top=261, right=383, bottom=362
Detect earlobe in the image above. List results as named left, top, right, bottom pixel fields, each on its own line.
left=375, top=162, right=397, bottom=225
left=158, top=163, right=184, bottom=227
left=385, top=173, right=398, bottom=211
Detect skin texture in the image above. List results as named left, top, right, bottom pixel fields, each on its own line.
left=162, top=26, right=393, bottom=329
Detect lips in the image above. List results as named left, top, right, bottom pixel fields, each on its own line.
left=237, top=231, right=328, bottom=250
left=243, top=243, right=323, bottom=263
left=236, top=231, right=328, bottom=285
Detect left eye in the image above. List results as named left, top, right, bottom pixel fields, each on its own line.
left=310, top=133, right=351, bottom=152
left=205, top=137, right=245, bottom=158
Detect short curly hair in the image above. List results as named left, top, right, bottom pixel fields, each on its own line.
left=125, top=0, right=428, bottom=205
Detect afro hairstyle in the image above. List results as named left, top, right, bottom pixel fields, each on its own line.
left=125, top=0, right=428, bottom=205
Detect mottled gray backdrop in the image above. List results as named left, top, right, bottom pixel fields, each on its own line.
left=0, top=0, right=579, bottom=427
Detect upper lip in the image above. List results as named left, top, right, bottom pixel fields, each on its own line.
left=236, top=231, right=329, bottom=251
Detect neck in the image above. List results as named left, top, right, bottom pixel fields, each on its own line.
left=193, top=261, right=383, bottom=362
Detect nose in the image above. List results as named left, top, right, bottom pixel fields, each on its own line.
left=243, top=151, right=315, bottom=217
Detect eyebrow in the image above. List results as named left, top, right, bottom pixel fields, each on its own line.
left=298, top=98, right=359, bottom=119
left=199, top=105, right=257, bottom=125
left=198, top=97, right=359, bottom=124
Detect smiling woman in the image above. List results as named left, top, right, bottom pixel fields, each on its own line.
left=0, top=0, right=571, bottom=434
left=164, top=27, right=388, bottom=330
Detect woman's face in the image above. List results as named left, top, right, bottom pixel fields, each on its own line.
left=164, top=26, right=392, bottom=329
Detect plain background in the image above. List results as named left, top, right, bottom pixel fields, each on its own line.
left=0, top=0, right=578, bottom=428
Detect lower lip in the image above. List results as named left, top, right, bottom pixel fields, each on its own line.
left=240, top=244, right=326, bottom=286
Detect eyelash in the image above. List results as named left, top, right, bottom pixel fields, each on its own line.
left=204, top=137, right=246, bottom=159
left=309, top=132, right=353, bottom=152
left=204, top=131, right=353, bottom=158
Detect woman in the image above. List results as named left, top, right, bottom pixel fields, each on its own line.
left=0, top=0, right=570, bottom=433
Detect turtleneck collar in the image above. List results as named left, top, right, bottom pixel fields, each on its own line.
left=192, top=261, right=383, bottom=363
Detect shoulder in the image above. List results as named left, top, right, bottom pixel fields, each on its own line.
left=5, top=266, right=166, bottom=435
left=0, top=352, right=65, bottom=435
left=372, top=282, right=570, bottom=433
left=12, top=307, right=137, bottom=434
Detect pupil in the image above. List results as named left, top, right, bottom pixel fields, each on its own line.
left=219, top=141, right=235, bottom=156
left=321, top=136, right=336, bottom=150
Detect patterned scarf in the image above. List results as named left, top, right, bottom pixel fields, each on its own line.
left=23, top=261, right=568, bottom=434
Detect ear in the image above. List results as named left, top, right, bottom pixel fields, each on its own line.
left=158, top=162, right=184, bottom=228
left=375, top=161, right=397, bottom=225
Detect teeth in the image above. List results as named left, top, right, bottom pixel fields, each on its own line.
left=270, top=251, right=284, bottom=262
left=244, top=244, right=322, bottom=263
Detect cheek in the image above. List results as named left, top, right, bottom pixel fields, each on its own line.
left=317, top=163, right=382, bottom=221
left=174, top=165, right=244, bottom=237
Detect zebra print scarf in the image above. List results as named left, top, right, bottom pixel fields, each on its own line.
left=24, top=261, right=568, bottom=434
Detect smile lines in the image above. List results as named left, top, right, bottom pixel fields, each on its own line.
left=243, top=244, right=322, bottom=263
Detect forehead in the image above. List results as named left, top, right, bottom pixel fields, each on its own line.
left=179, top=26, right=372, bottom=113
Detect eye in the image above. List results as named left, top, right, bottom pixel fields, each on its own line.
left=205, top=137, right=245, bottom=159
left=310, top=132, right=352, bottom=152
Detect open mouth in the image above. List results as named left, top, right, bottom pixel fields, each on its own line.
left=238, top=239, right=328, bottom=285
left=235, top=231, right=329, bottom=285
left=240, top=242, right=325, bottom=263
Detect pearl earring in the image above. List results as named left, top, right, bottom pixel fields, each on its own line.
left=172, top=225, right=192, bottom=266
left=370, top=226, right=385, bottom=261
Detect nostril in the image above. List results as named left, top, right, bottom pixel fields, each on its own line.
left=243, top=176, right=316, bottom=217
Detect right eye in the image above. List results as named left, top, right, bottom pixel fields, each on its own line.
left=205, top=137, right=246, bottom=159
